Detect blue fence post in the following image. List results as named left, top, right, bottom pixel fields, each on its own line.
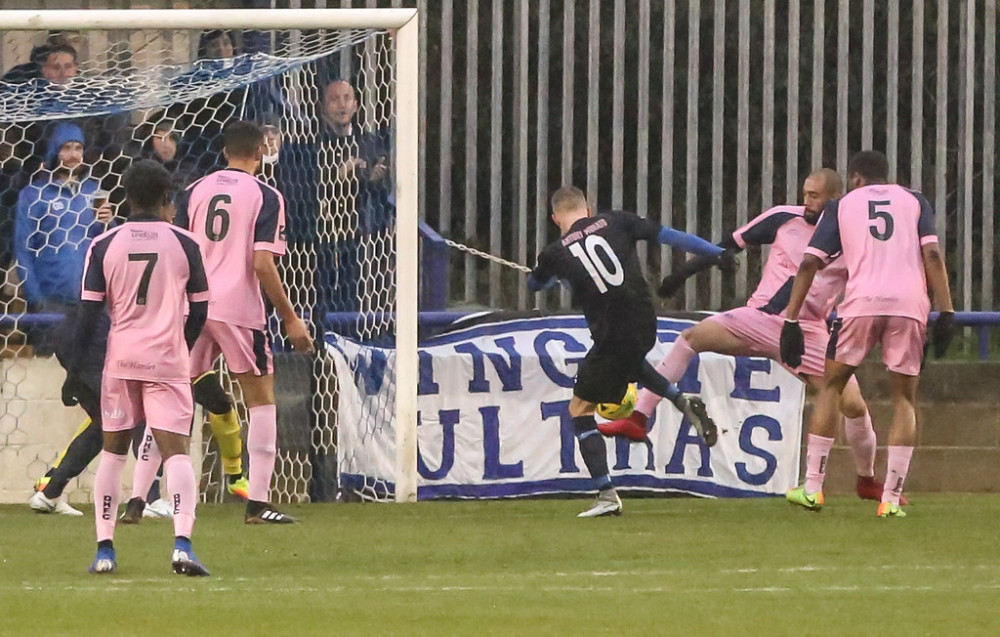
left=419, top=220, right=449, bottom=311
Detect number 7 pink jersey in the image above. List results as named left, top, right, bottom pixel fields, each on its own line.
left=805, top=184, right=938, bottom=323
left=81, top=220, right=210, bottom=382
left=175, top=168, right=287, bottom=330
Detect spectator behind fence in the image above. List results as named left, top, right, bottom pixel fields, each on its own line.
left=40, top=43, right=78, bottom=85
left=1, top=45, right=50, bottom=84
left=134, top=115, right=202, bottom=193
left=314, top=79, right=393, bottom=321
left=14, top=123, right=112, bottom=315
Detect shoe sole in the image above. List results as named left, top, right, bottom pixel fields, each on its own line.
left=685, top=397, right=718, bottom=447
left=244, top=516, right=297, bottom=525
left=577, top=507, right=623, bottom=518
left=172, top=559, right=211, bottom=576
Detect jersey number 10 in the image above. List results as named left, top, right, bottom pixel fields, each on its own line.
left=568, top=235, right=624, bottom=294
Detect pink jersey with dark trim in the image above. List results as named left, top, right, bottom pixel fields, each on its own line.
left=805, top=184, right=937, bottom=323
left=733, top=205, right=847, bottom=322
left=81, top=220, right=209, bottom=382
left=175, top=169, right=286, bottom=330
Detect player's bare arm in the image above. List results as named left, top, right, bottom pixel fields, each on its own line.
left=253, top=250, right=314, bottom=354
left=922, top=241, right=956, bottom=357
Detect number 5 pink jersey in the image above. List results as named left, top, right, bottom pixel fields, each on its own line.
left=81, top=220, right=210, bottom=382
left=175, top=169, right=287, bottom=330
left=805, top=184, right=938, bottom=323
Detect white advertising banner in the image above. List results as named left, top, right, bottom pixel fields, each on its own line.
left=328, top=315, right=804, bottom=499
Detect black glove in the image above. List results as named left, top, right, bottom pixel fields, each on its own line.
left=61, top=375, right=87, bottom=407
left=716, top=250, right=738, bottom=274
left=780, top=320, right=804, bottom=368
left=657, top=272, right=687, bottom=298
left=932, top=311, right=955, bottom=359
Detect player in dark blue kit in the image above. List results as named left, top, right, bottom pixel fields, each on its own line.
left=528, top=186, right=725, bottom=517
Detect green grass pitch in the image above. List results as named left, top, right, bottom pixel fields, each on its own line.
left=2, top=494, right=999, bottom=636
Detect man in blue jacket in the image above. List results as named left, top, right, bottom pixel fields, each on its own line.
left=14, top=122, right=111, bottom=313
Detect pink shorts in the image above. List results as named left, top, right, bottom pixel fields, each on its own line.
left=827, top=316, right=927, bottom=376
left=101, top=376, right=194, bottom=435
left=190, top=319, right=273, bottom=377
left=710, top=306, right=831, bottom=377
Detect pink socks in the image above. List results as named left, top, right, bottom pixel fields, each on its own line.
left=843, top=411, right=877, bottom=478
left=131, top=424, right=162, bottom=500
left=163, top=454, right=197, bottom=539
left=247, top=404, right=277, bottom=503
left=804, top=434, right=835, bottom=494
left=93, top=451, right=127, bottom=543
left=635, top=336, right=697, bottom=417
left=882, top=446, right=914, bottom=506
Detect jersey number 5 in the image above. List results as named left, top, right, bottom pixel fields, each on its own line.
left=868, top=200, right=894, bottom=241
left=568, top=235, right=624, bottom=293
left=206, top=194, right=231, bottom=242
left=128, top=252, right=158, bottom=306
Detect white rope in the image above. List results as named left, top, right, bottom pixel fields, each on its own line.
left=443, top=238, right=532, bottom=274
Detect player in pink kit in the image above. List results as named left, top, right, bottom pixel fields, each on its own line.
left=173, top=120, right=314, bottom=524
left=66, top=160, right=211, bottom=575
left=781, top=151, right=955, bottom=517
left=600, top=169, right=894, bottom=502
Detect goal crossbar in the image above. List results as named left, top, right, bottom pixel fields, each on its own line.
left=0, top=9, right=417, bottom=31
left=0, top=8, right=420, bottom=503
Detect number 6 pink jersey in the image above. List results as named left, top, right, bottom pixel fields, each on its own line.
left=81, top=220, right=210, bottom=382
left=805, top=184, right=938, bottom=324
left=175, top=169, right=287, bottom=330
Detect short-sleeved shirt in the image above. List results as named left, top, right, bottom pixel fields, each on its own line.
left=733, top=205, right=847, bottom=322
left=175, top=168, right=287, bottom=330
left=806, top=184, right=937, bottom=323
left=531, top=211, right=660, bottom=350
left=81, top=219, right=209, bottom=382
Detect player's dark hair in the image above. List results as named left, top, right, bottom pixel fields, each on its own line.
left=223, top=120, right=264, bottom=160
left=551, top=185, right=588, bottom=214
left=45, top=44, right=78, bottom=63
left=847, top=151, right=889, bottom=183
left=124, top=159, right=173, bottom=216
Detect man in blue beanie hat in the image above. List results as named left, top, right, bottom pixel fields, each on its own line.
left=14, top=122, right=113, bottom=315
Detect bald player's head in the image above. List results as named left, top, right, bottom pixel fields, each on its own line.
left=801, top=168, right=843, bottom=224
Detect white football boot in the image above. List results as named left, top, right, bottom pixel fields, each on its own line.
left=577, top=489, right=623, bottom=518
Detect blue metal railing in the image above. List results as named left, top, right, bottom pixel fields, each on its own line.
left=6, top=311, right=1000, bottom=358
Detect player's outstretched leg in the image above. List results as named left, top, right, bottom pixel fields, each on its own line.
left=633, top=361, right=718, bottom=447
left=573, top=412, right=622, bottom=518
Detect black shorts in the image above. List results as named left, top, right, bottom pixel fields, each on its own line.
left=573, top=341, right=647, bottom=405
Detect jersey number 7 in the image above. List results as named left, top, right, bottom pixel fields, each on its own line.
left=568, top=235, right=624, bottom=294
left=128, top=252, right=159, bottom=306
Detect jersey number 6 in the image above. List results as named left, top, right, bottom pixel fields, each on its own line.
left=568, top=235, right=624, bottom=293
left=206, top=194, right=232, bottom=242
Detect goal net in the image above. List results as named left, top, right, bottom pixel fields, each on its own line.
left=0, top=9, right=418, bottom=505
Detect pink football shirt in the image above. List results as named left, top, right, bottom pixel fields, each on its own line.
left=733, top=205, right=847, bottom=322
left=805, top=184, right=937, bottom=323
left=81, top=220, right=209, bottom=382
left=176, top=169, right=287, bottom=330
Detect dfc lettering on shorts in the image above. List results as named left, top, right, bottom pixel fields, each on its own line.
left=173, top=493, right=181, bottom=515
left=102, top=495, right=113, bottom=520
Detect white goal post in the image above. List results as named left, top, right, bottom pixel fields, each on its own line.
left=0, top=8, right=420, bottom=503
